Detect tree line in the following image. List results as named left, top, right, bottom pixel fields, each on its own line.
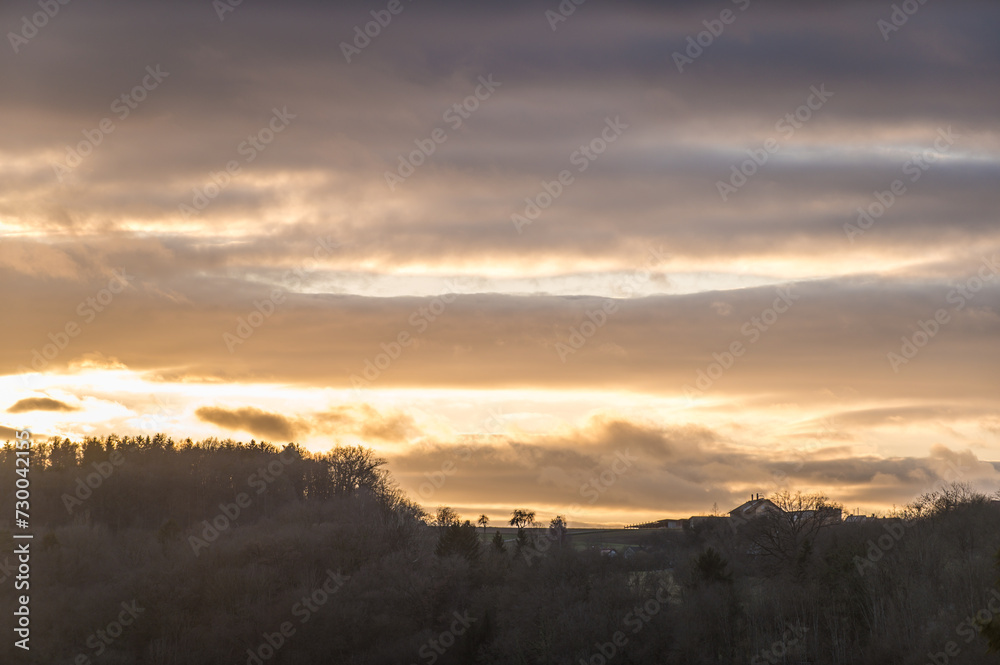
left=2, top=434, right=1000, bottom=663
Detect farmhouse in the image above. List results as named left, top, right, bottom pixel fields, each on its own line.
left=625, top=493, right=842, bottom=530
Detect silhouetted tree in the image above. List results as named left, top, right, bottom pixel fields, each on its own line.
left=742, top=490, right=841, bottom=568
left=434, top=506, right=460, bottom=527
left=509, top=509, right=535, bottom=529
left=6, top=436, right=1000, bottom=665
left=548, top=515, right=567, bottom=548
left=908, top=482, right=989, bottom=518
left=435, top=520, right=481, bottom=560
left=693, top=547, right=733, bottom=586
left=323, top=445, right=387, bottom=497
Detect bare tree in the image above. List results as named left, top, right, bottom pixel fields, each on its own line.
left=434, top=507, right=460, bottom=527
left=509, top=509, right=536, bottom=529
left=323, top=445, right=388, bottom=497
left=907, top=482, right=988, bottom=518
left=548, top=515, right=568, bottom=548
left=742, top=491, right=842, bottom=567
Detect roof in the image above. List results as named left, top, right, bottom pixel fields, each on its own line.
left=729, top=498, right=780, bottom=520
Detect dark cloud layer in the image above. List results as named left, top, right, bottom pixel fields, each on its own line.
left=195, top=406, right=300, bottom=441
left=3, top=0, right=999, bottom=519
left=7, top=397, right=77, bottom=413
left=387, top=418, right=1000, bottom=521
left=193, top=403, right=418, bottom=443
left=0, top=0, right=997, bottom=266
left=2, top=267, right=997, bottom=403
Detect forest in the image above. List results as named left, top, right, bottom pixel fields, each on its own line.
left=2, top=434, right=1000, bottom=664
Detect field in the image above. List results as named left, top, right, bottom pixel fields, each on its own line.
left=479, top=527, right=679, bottom=552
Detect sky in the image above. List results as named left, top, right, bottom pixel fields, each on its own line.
left=1, top=0, right=999, bottom=527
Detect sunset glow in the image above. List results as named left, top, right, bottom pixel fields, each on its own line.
left=3, top=0, right=999, bottom=528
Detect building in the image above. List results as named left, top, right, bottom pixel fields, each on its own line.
left=728, top=494, right=781, bottom=523
left=626, top=493, right=842, bottom=530
left=788, top=508, right=843, bottom=526
left=624, top=518, right=686, bottom=530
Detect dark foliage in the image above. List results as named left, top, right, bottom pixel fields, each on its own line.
left=436, top=520, right=481, bottom=561
left=2, top=436, right=1000, bottom=663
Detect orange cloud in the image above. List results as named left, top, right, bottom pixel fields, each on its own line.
left=7, top=397, right=77, bottom=413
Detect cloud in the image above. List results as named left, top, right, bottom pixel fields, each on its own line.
left=0, top=425, right=25, bottom=441
left=7, top=397, right=78, bottom=413
left=3, top=274, right=997, bottom=407
left=358, top=412, right=417, bottom=442
left=192, top=403, right=418, bottom=444
left=195, top=406, right=301, bottom=441
left=0, top=425, right=47, bottom=443
left=1, top=0, right=998, bottom=270
left=312, top=404, right=419, bottom=442
left=1, top=0, right=998, bottom=524
left=386, top=418, right=1000, bottom=522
